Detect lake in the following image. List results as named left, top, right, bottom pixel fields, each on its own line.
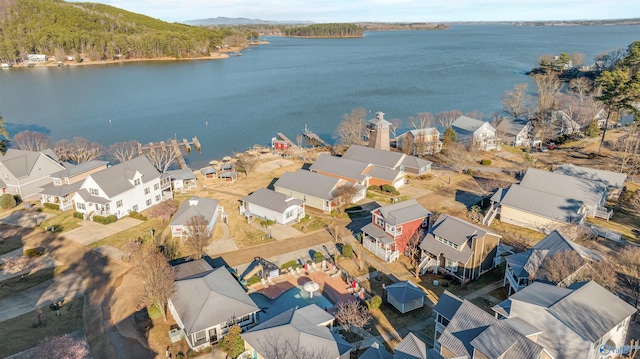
left=0, top=24, right=638, bottom=168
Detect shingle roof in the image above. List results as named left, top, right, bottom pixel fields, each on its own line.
left=167, top=168, right=197, bottom=180
left=274, top=170, right=341, bottom=201
left=0, top=148, right=62, bottom=178
left=375, top=199, right=431, bottom=226
left=242, top=305, right=351, bottom=358
left=89, top=156, right=160, bottom=198
left=385, top=281, right=426, bottom=304
left=420, top=232, right=474, bottom=264
left=556, top=163, right=627, bottom=189
left=358, top=342, right=393, bottom=359
left=75, top=188, right=110, bottom=204
left=519, top=168, right=605, bottom=206
left=169, top=197, right=219, bottom=227
left=496, top=118, right=530, bottom=137
left=499, top=184, right=585, bottom=223
left=438, top=300, right=544, bottom=359
left=432, top=291, right=463, bottom=320
left=241, top=188, right=304, bottom=213
left=399, top=155, right=432, bottom=172
left=366, top=166, right=403, bottom=182
left=430, top=214, right=497, bottom=246
left=170, top=266, right=259, bottom=334
left=361, top=223, right=395, bottom=245
left=395, top=332, right=428, bottom=359
left=452, top=116, right=491, bottom=133
left=342, top=145, right=404, bottom=169
left=310, top=154, right=370, bottom=182
left=50, top=160, right=108, bottom=179
left=39, top=181, right=83, bottom=196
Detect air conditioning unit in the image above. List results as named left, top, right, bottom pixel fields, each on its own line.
left=168, top=328, right=184, bottom=343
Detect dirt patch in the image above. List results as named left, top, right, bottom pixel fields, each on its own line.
left=256, top=159, right=293, bottom=173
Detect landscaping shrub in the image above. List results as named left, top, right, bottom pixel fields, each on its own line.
left=380, top=184, right=399, bottom=195
left=420, top=173, right=434, bottom=180
left=245, top=275, right=262, bottom=286
left=201, top=347, right=212, bottom=354
left=369, top=295, right=382, bottom=309
left=299, top=215, right=310, bottom=223
left=480, top=159, right=492, bottom=166
left=342, top=244, right=353, bottom=258
left=281, top=260, right=298, bottom=269
left=330, top=209, right=340, bottom=217
left=313, top=252, right=324, bottom=263
left=0, top=193, right=17, bottom=209
left=107, top=215, right=117, bottom=223
left=43, top=203, right=60, bottom=210
left=186, top=349, right=197, bottom=358
left=588, top=152, right=598, bottom=159
left=129, top=211, right=147, bottom=221
left=147, top=304, right=162, bottom=319
left=92, top=215, right=110, bottom=224
left=175, top=353, right=186, bottom=359
left=24, top=248, right=43, bottom=257
left=466, top=168, right=474, bottom=175
left=367, top=185, right=379, bottom=191
left=73, top=211, right=84, bottom=219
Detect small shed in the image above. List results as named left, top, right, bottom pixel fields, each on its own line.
left=221, top=163, right=235, bottom=172
left=219, top=171, right=238, bottom=183
left=385, top=280, right=426, bottom=314
left=200, top=167, right=217, bottom=179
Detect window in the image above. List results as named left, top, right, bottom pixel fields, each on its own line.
left=375, top=215, right=385, bottom=228
left=285, top=210, right=294, bottom=219
left=155, top=195, right=161, bottom=202
left=77, top=203, right=86, bottom=210
left=154, top=183, right=159, bottom=191
left=132, top=205, right=138, bottom=212
left=437, top=236, right=459, bottom=250
left=446, top=259, right=458, bottom=272
left=89, top=188, right=99, bottom=196
left=146, top=199, right=152, bottom=206
left=116, top=200, right=123, bottom=208
left=134, top=178, right=141, bottom=186
left=144, top=187, right=150, bottom=195
left=65, top=178, right=70, bottom=184
left=53, top=178, right=61, bottom=185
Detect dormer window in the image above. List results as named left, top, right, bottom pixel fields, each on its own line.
left=65, top=178, right=70, bottom=184
left=54, top=178, right=61, bottom=185
left=89, top=188, right=99, bottom=196
left=375, top=215, right=384, bottom=228
left=437, top=236, right=459, bottom=250
left=134, top=178, right=141, bottom=186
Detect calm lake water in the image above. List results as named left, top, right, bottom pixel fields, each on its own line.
left=0, top=24, right=638, bottom=168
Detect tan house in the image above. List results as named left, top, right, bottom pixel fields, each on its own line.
left=397, top=128, right=442, bottom=155
left=39, top=160, right=108, bottom=211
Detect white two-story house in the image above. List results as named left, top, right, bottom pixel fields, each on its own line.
left=452, top=116, right=501, bottom=151
left=72, top=156, right=172, bottom=220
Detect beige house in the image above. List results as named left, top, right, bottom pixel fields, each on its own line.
left=397, top=128, right=442, bottom=155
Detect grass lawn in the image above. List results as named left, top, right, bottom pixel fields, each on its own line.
left=0, top=296, right=84, bottom=357
left=588, top=208, right=640, bottom=243
left=417, top=266, right=505, bottom=300
left=489, top=220, right=546, bottom=248
left=337, top=257, right=375, bottom=278
left=88, top=217, right=165, bottom=249
left=369, top=301, right=433, bottom=349
left=37, top=211, right=82, bottom=233
left=470, top=297, right=496, bottom=314
left=292, top=215, right=332, bottom=233
left=0, top=265, right=70, bottom=300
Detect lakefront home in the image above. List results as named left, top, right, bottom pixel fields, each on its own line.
left=72, top=156, right=172, bottom=220
left=169, top=196, right=220, bottom=239
left=341, top=145, right=432, bottom=176
left=240, top=188, right=305, bottom=225
left=451, top=115, right=501, bottom=151
left=0, top=149, right=65, bottom=200
left=361, top=199, right=431, bottom=263
left=396, top=127, right=442, bottom=155
left=39, top=160, right=108, bottom=211
left=495, top=118, right=538, bottom=147
left=309, top=153, right=405, bottom=189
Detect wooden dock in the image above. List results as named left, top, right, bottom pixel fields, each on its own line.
left=138, top=136, right=201, bottom=170
left=303, top=126, right=331, bottom=148
left=276, top=132, right=298, bottom=149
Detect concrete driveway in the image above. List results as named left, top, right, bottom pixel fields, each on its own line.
left=0, top=209, right=53, bottom=228
left=64, top=217, right=143, bottom=246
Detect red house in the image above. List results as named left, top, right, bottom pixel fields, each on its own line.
left=271, top=137, right=290, bottom=150
left=361, top=199, right=431, bottom=262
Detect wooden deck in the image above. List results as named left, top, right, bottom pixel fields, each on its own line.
left=138, top=136, right=201, bottom=170
left=303, top=130, right=331, bottom=148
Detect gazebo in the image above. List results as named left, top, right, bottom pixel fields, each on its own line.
left=219, top=171, right=238, bottom=183
left=385, top=280, right=426, bottom=314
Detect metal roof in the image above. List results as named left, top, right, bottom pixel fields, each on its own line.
left=50, top=160, right=108, bottom=179
left=310, top=153, right=370, bottom=182
left=430, top=214, right=498, bottom=246
left=274, top=170, right=341, bottom=201
left=495, top=118, right=530, bottom=137
left=169, top=197, right=219, bottom=227
left=342, top=145, right=404, bottom=169
left=500, top=184, right=585, bottom=223
left=556, top=163, right=627, bottom=189
left=452, top=116, right=494, bottom=133
left=241, top=188, right=304, bottom=213
left=395, top=332, right=428, bottom=359
left=432, top=291, right=463, bottom=320
left=420, top=233, right=474, bottom=264
left=519, top=168, right=605, bottom=206
left=385, top=281, right=426, bottom=303
left=374, top=199, right=431, bottom=226
left=167, top=168, right=196, bottom=180
left=39, top=181, right=83, bottom=196
left=359, top=342, right=393, bottom=359
left=362, top=223, right=395, bottom=245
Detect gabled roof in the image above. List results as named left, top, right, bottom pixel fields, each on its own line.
left=342, top=145, right=404, bottom=169
left=385, top=280, right=426, bottom=303
left=88, top=156, right=160, bottom=198
left=556, top=164, right=627, bottom=189
left=167, top=168, right=197, bottom=180
left=39, top=181, right=83, bottom=196
left=274, top=170, right=341, bottom=201
left=394, top=332, right=428, bottom=359
left=51, top=160, right=108, bottom=179
left=429, top=214, right=498, bottom=246
left=170, top=265, right=259, bottom=334
left=362, top=223, right=395, bottom=245
left=374, top=199, right=431, bottom=226
left=241, top=188, right=304, bottom=213
left=420, top=232, right=474, bottom=264
left=452, top=116, right=494, bottom=133
left=406, top=128, right=440, bottom=137
left=0, top=148, right=63, bottom=178
left=310, top=154, right=370, bottom=182
left=366, top=166, right=403, bottom=182
left=438, top=300, right=544, bottom=359
left=399, top=155, right=432, bottom=171
left=499, top=184, right=585, bottom=223
left=519, top=168, right=605, bottom=206
left=505, top=230, right=601, bottom=278
left=169, top=197, right=219, bottom=227
left=368, top=116, right=392, bottom=127
left=496, top=119, right=530, bottom=137
left=359, top=342, right=393, bottom=359
left=242, top=305, right=351, bottom=358
left=432, top=290, right=463, bottom=320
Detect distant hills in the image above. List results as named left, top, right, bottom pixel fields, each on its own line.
left=182, top=17, right=313, bottom=26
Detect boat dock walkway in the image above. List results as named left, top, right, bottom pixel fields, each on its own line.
left=276, top=132, right=299, bottom=149
left=138, top=136, right=201, bottom=170
left=303, top=126, right=331, bottom=148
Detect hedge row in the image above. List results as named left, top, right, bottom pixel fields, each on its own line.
left=129, top=211, right=147, bottom=221
left=93, top=215, right=117, bottom=224
left=43, top=203, right=60, bottom=210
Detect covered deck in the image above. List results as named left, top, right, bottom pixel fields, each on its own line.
left=361, top=223, right=399, bottom=263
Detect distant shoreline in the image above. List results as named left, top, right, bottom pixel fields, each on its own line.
left=10, top=41, right=269, bottom=68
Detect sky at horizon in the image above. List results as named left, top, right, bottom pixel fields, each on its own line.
left=67, top=0, right=639, bottom=23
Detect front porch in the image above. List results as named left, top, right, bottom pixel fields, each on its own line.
left=186, top=313, right=257, bottom=350
left=503, top=264, right=529, bottom=294
left=41, top=195, right=74, bottom=211
left=361, top=223, right=399, bottom=263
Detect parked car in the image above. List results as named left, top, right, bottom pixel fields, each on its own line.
left=540, top=146, right=549, bottom=152
left=548, top=142, right=556, bottom=150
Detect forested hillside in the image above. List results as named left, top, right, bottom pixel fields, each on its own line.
left=282, top=23, right=363, bottom=37
left=0, top=0, right=238, bottom=63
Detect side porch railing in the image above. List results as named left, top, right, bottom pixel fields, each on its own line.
left=363, top=237, right=399, bottom=263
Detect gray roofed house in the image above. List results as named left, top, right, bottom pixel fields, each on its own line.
left=419, top=215, right=501, bottom=282
left=39, top=160, right=108, bottom=211
left=519, top=168, right=606, bottom=211
left=555, top=163, right=627, bottom=200
left=168, top=262, right=259, bottom=350
left=72, top=155, right=172, bottom=220
left=170, top=197, right=219, bottom=238
left=503, top=230, right=601, bottom=294
left=342, top=145, right=431, bottom=175
left=242, top=305, right=353, bottom=359
left=0, top=148, right=65, bottom=200
left=396, top=128, right=442, bottom=156
left=492, top=281, right=635, bottom=359
left=384, top=280, right=426, bottom=313
left=495, top=118, right=537, bottom=147
left=358, top=342, right=393, bottom=359
left=167, top=168, right=197, bottom=193
left=310, top=153, right=371, bottom=183
left=274, top=169, right=365, bottom=212
left=363, top=199, right=431, bottom=263
left=451, top=116, right=501, bottom=151
left=240, top=188, right=305, bottom=225
left=394, top=332, right=428, bottom=359
left=436, top=300, right=546, bottom=359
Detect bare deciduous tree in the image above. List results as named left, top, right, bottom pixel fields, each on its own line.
left=390, top=118, right=402, bottom=139
left=618, top=246, right=640, bottom=307
left=332, top=184, right=361, bottom=209
left=410, top=112, right=434, bottom=129
left=144, top=144, right=179, bottom=173
left=465, top=110, right=483, bottom=120
left=406, top=228, right=425, bottom=278
left=569, top=77, right=593, bottom=105
left=236, top=154, right=258, bottom=177
left=53, top=137, right=103, bottom=163
left=184, top=214, right=212, bottom=259
left=533, top=250, right=585, bottom=285
left=570, top=51, right=585, bottom=68
left=533, top=72, right=562, bottom=115
left=444, top=142, right=471, bottom=173
left=109, top=140, right=139, bottom=163
left=32, top=334, right=89, bottom=359
left=336, top=108, right=367, bottom=146
left=149, top=200, right=179, bottom=224
left=595, top=48, right=626, bottom=71
left=255, top=333, right=331, bottom=359
left=502, top=83, right=532, bottom=119
left=3, top=255, right=41, bottom=280
left=11, top=130, right=51, bottom=151
left=437, top=110, right=462, bottom=128
left=334, top=300, right=372, bottom=353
